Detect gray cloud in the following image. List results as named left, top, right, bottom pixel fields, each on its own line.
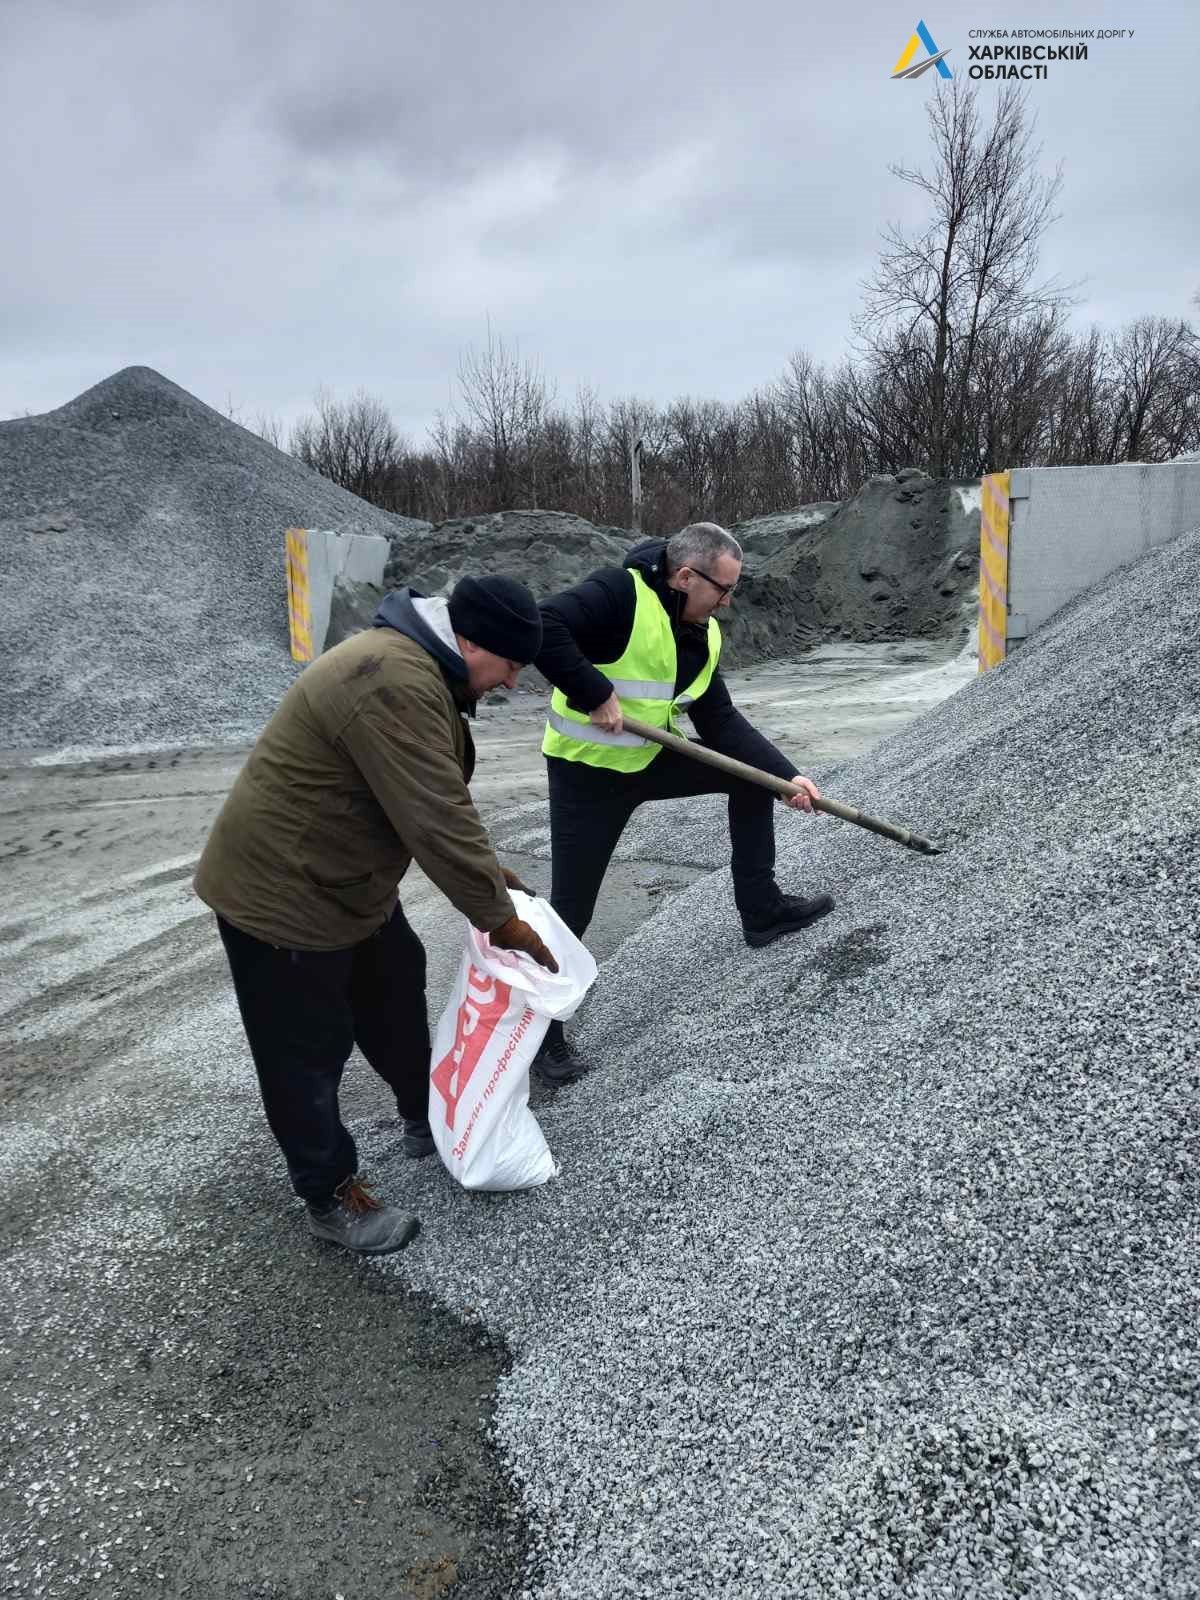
left=1, top=0, right=1196, bottom=435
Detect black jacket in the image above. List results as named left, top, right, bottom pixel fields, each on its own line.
left=535, top=539, right=799, bottom=781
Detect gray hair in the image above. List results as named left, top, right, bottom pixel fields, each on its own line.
left=665, top=522, right=743, bottom=575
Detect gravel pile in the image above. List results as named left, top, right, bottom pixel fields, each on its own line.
left=0, top=366, right=424, bottom=751
left=380, top=511, right=642, bottom=699
left=1, top=367, right=980, bottom=752
left=385, top=526, right=1200, bottom=1598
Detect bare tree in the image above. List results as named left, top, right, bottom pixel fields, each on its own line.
left=968, top=308, right=1071, bottom=470
left=290, top=387, right=403, bottom=502
left=1107, top=316, right=1198, bottom=461
left=572, top=383, right=603, bottom=519
left=859, top=83, right=1067, bottom=477
left=455, top=325, right=556, bottom=509
left=254, top=411, right=284, bottom=449
left=277, top=281, right=1196, bottom=531
left=1043, top=326, right=1115, bottom=464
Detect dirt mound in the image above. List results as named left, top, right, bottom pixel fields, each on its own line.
left=382, top=481, right=979, bottom=674
left=721, top=471, right=980, bottom=666
left=384, top=508, right=634, bottom=596
left=730, top=501, right=842, bottom=561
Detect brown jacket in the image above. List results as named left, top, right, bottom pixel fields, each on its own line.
left=194, top=617, right=515, bottom=949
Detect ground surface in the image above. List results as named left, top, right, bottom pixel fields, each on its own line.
left=0, top=642, right=971, bottom=1600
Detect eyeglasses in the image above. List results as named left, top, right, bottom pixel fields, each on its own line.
left=686, top=565, right=739, bottom=600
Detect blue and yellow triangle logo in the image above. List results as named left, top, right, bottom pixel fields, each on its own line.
left=892, top=20, right=953, bottom=79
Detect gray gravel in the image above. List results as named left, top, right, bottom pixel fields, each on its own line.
left=0, top=367, right=979, bottom=753
left=0, top=367, right=420, bottom=751
left=0, top=981, right=532, bottom=1600
left=376, top=526, right=1200, bottom=1598
left=6, top=365, right=1195, bottom=1592
left=383, top=509, right=634, bottom=598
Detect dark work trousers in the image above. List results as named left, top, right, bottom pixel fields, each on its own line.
left=216, top=905, right=430, bottom=1205
left=547, top=749, right=780, bottom=942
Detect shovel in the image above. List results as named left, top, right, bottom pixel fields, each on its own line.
left=620, top=715, right=941, bottom=856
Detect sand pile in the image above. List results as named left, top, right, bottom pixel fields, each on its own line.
left=383, top=509, right=633, bottom=598
left=382, top=475, right=979, bottom=673
left=730, top=499, right=842, bottom=560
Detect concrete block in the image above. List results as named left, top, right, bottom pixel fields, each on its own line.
left=1007, top=464, right=1200, bottom=648
left=285, top=527, right=390, bottom=659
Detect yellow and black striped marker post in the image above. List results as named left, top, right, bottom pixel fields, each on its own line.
left=285, top=527, right=313, bottom=662
left=978, top=471, right=1011, bottom=672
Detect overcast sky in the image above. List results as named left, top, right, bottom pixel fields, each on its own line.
left=3, top=0, right=1196, bottom=441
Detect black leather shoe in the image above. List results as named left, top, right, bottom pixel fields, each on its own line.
left=401, top=1117, right=436, bottom=1159
left=532, top=1030, right=594, bottom=1084
left=742, top=892, right=835, bottom=949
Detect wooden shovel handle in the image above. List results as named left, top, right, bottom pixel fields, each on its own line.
left=620, top=715, right=940, bottom=856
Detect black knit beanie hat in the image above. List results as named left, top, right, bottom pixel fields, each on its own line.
left=447, top=575, right=542, bottom=664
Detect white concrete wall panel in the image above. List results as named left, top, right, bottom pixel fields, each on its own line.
left=1008, top=464, right=1200, bottom=647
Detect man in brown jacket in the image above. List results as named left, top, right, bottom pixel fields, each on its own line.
left=195, top=575, right=557, bottom=1255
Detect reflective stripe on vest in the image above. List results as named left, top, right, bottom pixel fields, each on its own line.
left=546, top=709, right=650, bottom=749
left=608, top=678, right=675, bottom=699
left=542, top=569, right=721, bottom=772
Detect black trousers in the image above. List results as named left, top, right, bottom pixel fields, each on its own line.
left=547, top=749, right=779, bottom=943
left=217, top=905, right=430, bottom=1205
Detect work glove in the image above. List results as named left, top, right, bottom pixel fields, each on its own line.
left=489, top=915, right=559, bottom=973
left=499, top=865, right=532, bottom=894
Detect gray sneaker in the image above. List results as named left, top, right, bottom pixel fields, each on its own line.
left=306, top=1175, right=420, bottom=1255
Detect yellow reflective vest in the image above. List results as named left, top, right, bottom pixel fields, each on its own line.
left=542, top=569, right=722, bottom=772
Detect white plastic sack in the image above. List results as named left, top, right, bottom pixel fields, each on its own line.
left=428, top=891, right=597, bottom=1191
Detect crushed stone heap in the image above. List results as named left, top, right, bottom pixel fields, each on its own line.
left=729, top=498, right=842, bottom=559
left=389, top=523, right=1200, bottom=1599
left=0, top=366, right=422, bottom=751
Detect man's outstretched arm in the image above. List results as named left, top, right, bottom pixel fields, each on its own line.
left=689, top=676, right=822, bottom=811
left=536, top=570, right=637, bottom=712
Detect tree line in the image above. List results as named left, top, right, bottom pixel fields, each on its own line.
left=268, top=85, right=1199, bottom=533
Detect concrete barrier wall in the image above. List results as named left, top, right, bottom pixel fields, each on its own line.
left=980, top=463, right=1200, bottom=666
left=285, top=527, right=390, bottom=661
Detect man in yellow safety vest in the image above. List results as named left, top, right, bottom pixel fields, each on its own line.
left=532, top=522, right=833, bottom=1080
